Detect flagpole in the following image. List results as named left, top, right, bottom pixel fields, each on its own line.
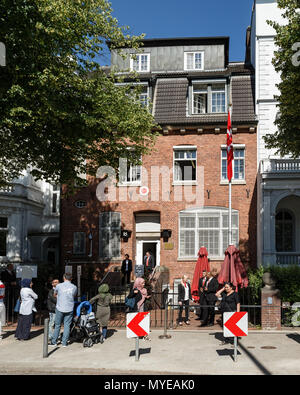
left=228, top=105, right=233, bottom=247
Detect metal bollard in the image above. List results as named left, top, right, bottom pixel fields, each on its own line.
left=43, top=318, right=49, bottom=358
left=159, top=299, right=172, bottom=339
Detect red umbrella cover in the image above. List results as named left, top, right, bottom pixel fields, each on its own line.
left=191, top=247, right=210, bottom=301
left=218, top=245, right=248, bottom=289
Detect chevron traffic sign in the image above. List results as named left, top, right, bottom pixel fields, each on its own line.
left=126, top=312, right=150, bottom=338
left=223, top=312, right=248, bottom=337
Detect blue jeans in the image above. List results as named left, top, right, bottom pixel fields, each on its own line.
left=48, top=312, right=56, bottom=340
left=51, top=309, right=73, bottom=346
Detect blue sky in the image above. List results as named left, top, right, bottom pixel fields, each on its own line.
left=103, top=0, right=254, bottom=64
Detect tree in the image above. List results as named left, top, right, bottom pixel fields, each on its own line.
left=264, top=0, right=300, bottom=157
left=0, top=0, right=157, bottom=188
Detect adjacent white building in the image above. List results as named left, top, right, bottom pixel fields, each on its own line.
left=250, top=0, right=300, bottom=266
left=0, top=168, right=60, bottom=273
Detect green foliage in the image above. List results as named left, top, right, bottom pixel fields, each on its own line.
left=269, top=265, right=300, bottom=303
left=0, top=0, right=157, bottom=188
left=264, top=0, right=300, bottom=157
left=247, top=265, right=265, bottom=302
left=247, top=265, right=300, bottom=304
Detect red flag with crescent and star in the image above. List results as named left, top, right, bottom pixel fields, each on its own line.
left=227, top=110, right=234, bottom=181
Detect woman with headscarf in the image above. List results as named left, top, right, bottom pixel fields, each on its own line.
left=15, top=279, right=38, bottom=341
left=127, top=278, right=150, bottom=313
left=127, top=278, right=151, bottom=340
left=89, top=283, right=113, bottom=341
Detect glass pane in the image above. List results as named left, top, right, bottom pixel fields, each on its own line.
left=186, top=53, right=194, bottom=69
left=198, top=215, right=219, bottom=229
left=198, top=230, right=219, bottom=256
left=194, top=53, right=202, bottom=69
left=180, top=230, right=195, bottom=256
left=180, top=216, right=196, bottom=229
left=193, top=93, right=207, bottom=114
left=212, top=91, right=225, bottom=113
left=140, top=55, right=148, bottom=71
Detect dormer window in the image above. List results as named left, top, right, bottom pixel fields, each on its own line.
left=130, top=53, right=150, bottom=72
left=190, top=80, right=227, bottom=114
left=184, top=52, right=204, bottom=71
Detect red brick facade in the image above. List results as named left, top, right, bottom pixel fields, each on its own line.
left=60, top=127, right=257, bottom=286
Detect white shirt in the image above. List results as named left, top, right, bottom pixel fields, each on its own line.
left=20, top=287, right=38, bottom=315
left=183, top=282, right=189, bottom=301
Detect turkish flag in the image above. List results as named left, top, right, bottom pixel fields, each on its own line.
left=227, top=110, right=234, bottom=181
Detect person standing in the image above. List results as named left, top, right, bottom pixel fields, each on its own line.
left=216, top=282, right=240, bottom=315
left=200, top=271, right=219, bottom=327
left=143, top=251, right=154, bottom=276
left=50, top=273, right=77, bottom=347
left=216, top=282, right=240, bottom=344
left=89, top=283, right=113, bottom=341
left=178, top=275, right=192, bottom=326
left=0, top=280, right=5, bottom=338
left=47, top=278, right=59, bottom=343
left=127, top=278, right=151, bottom=341
left=121, top=254, right=132, bottom=286
left=197, top=270, right=208, bottom=320
left=15, top=279, right=38, bottom=341
left=1, top=263, right=18, bottom=319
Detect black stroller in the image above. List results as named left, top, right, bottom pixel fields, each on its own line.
left=70, top=301, right=103, bottom=347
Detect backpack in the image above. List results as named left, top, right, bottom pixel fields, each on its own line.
left=125, top=296, right=136, bottom=310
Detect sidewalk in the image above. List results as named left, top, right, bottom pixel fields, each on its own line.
left=1, top=326, right=300, bottom=375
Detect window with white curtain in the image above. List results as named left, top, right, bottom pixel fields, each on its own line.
left=99, top=212, right=121, bottom=259
left=130, top=53, right=150, bottom=72
left=179, top=209, right=239, bottom=259
left=184, top=52, right=204, bottom=70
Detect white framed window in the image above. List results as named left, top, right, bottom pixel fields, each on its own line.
left=212, top=84, right=226, bottom=113
left=73, top=232, right=86, bottom=255
left=0, top=217, right=8, bottom=257
left=130, top=53, right=150, bottom=72
left=179, top=208, right=239, bottom=259
left=119, top=150, right=142, bottom=186
left=99, top=212, right=121, bottom=259
left=184, top=52, right=204, bottom=71
left=173, top=146, right=197, bottom=183
left=221, top=145, right=245, bottom=181
left=191, top=80, right=227, bottom=114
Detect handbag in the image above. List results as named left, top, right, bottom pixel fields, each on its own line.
left=14, top=298, right=21, bottom=313
left=125, top=296, right=136, bottom=310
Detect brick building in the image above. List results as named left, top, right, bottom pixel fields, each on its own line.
left=60, top=36, right=257, bottom=288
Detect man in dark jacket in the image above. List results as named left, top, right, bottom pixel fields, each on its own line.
left=200, top=271, right=219, bottom=327
left=47, top=278, right=59, bottom=343
left=197, top=270, right=208, bottom=320
left=121, top=254, right=132, bottom=286
left=143, top=251, right=154, bottom=275
left=177, top=275, right=192, bottom=325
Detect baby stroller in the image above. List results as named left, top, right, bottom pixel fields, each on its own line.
left=70, top=301, right=103, bottom=347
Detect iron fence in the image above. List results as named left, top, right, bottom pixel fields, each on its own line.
left=1, top=285, right=299, bottom=330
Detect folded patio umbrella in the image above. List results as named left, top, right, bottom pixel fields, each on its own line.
left=191, top=246, right=210, bottom=302
left=218, top=245, right=248, bottom=289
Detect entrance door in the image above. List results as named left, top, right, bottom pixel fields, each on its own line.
left=136, top=239, right=160, bottom=268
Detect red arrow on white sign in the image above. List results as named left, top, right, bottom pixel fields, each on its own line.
left=223, top=312, right=248, bottom=337
left=126, top=312, right=150, bottom=338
